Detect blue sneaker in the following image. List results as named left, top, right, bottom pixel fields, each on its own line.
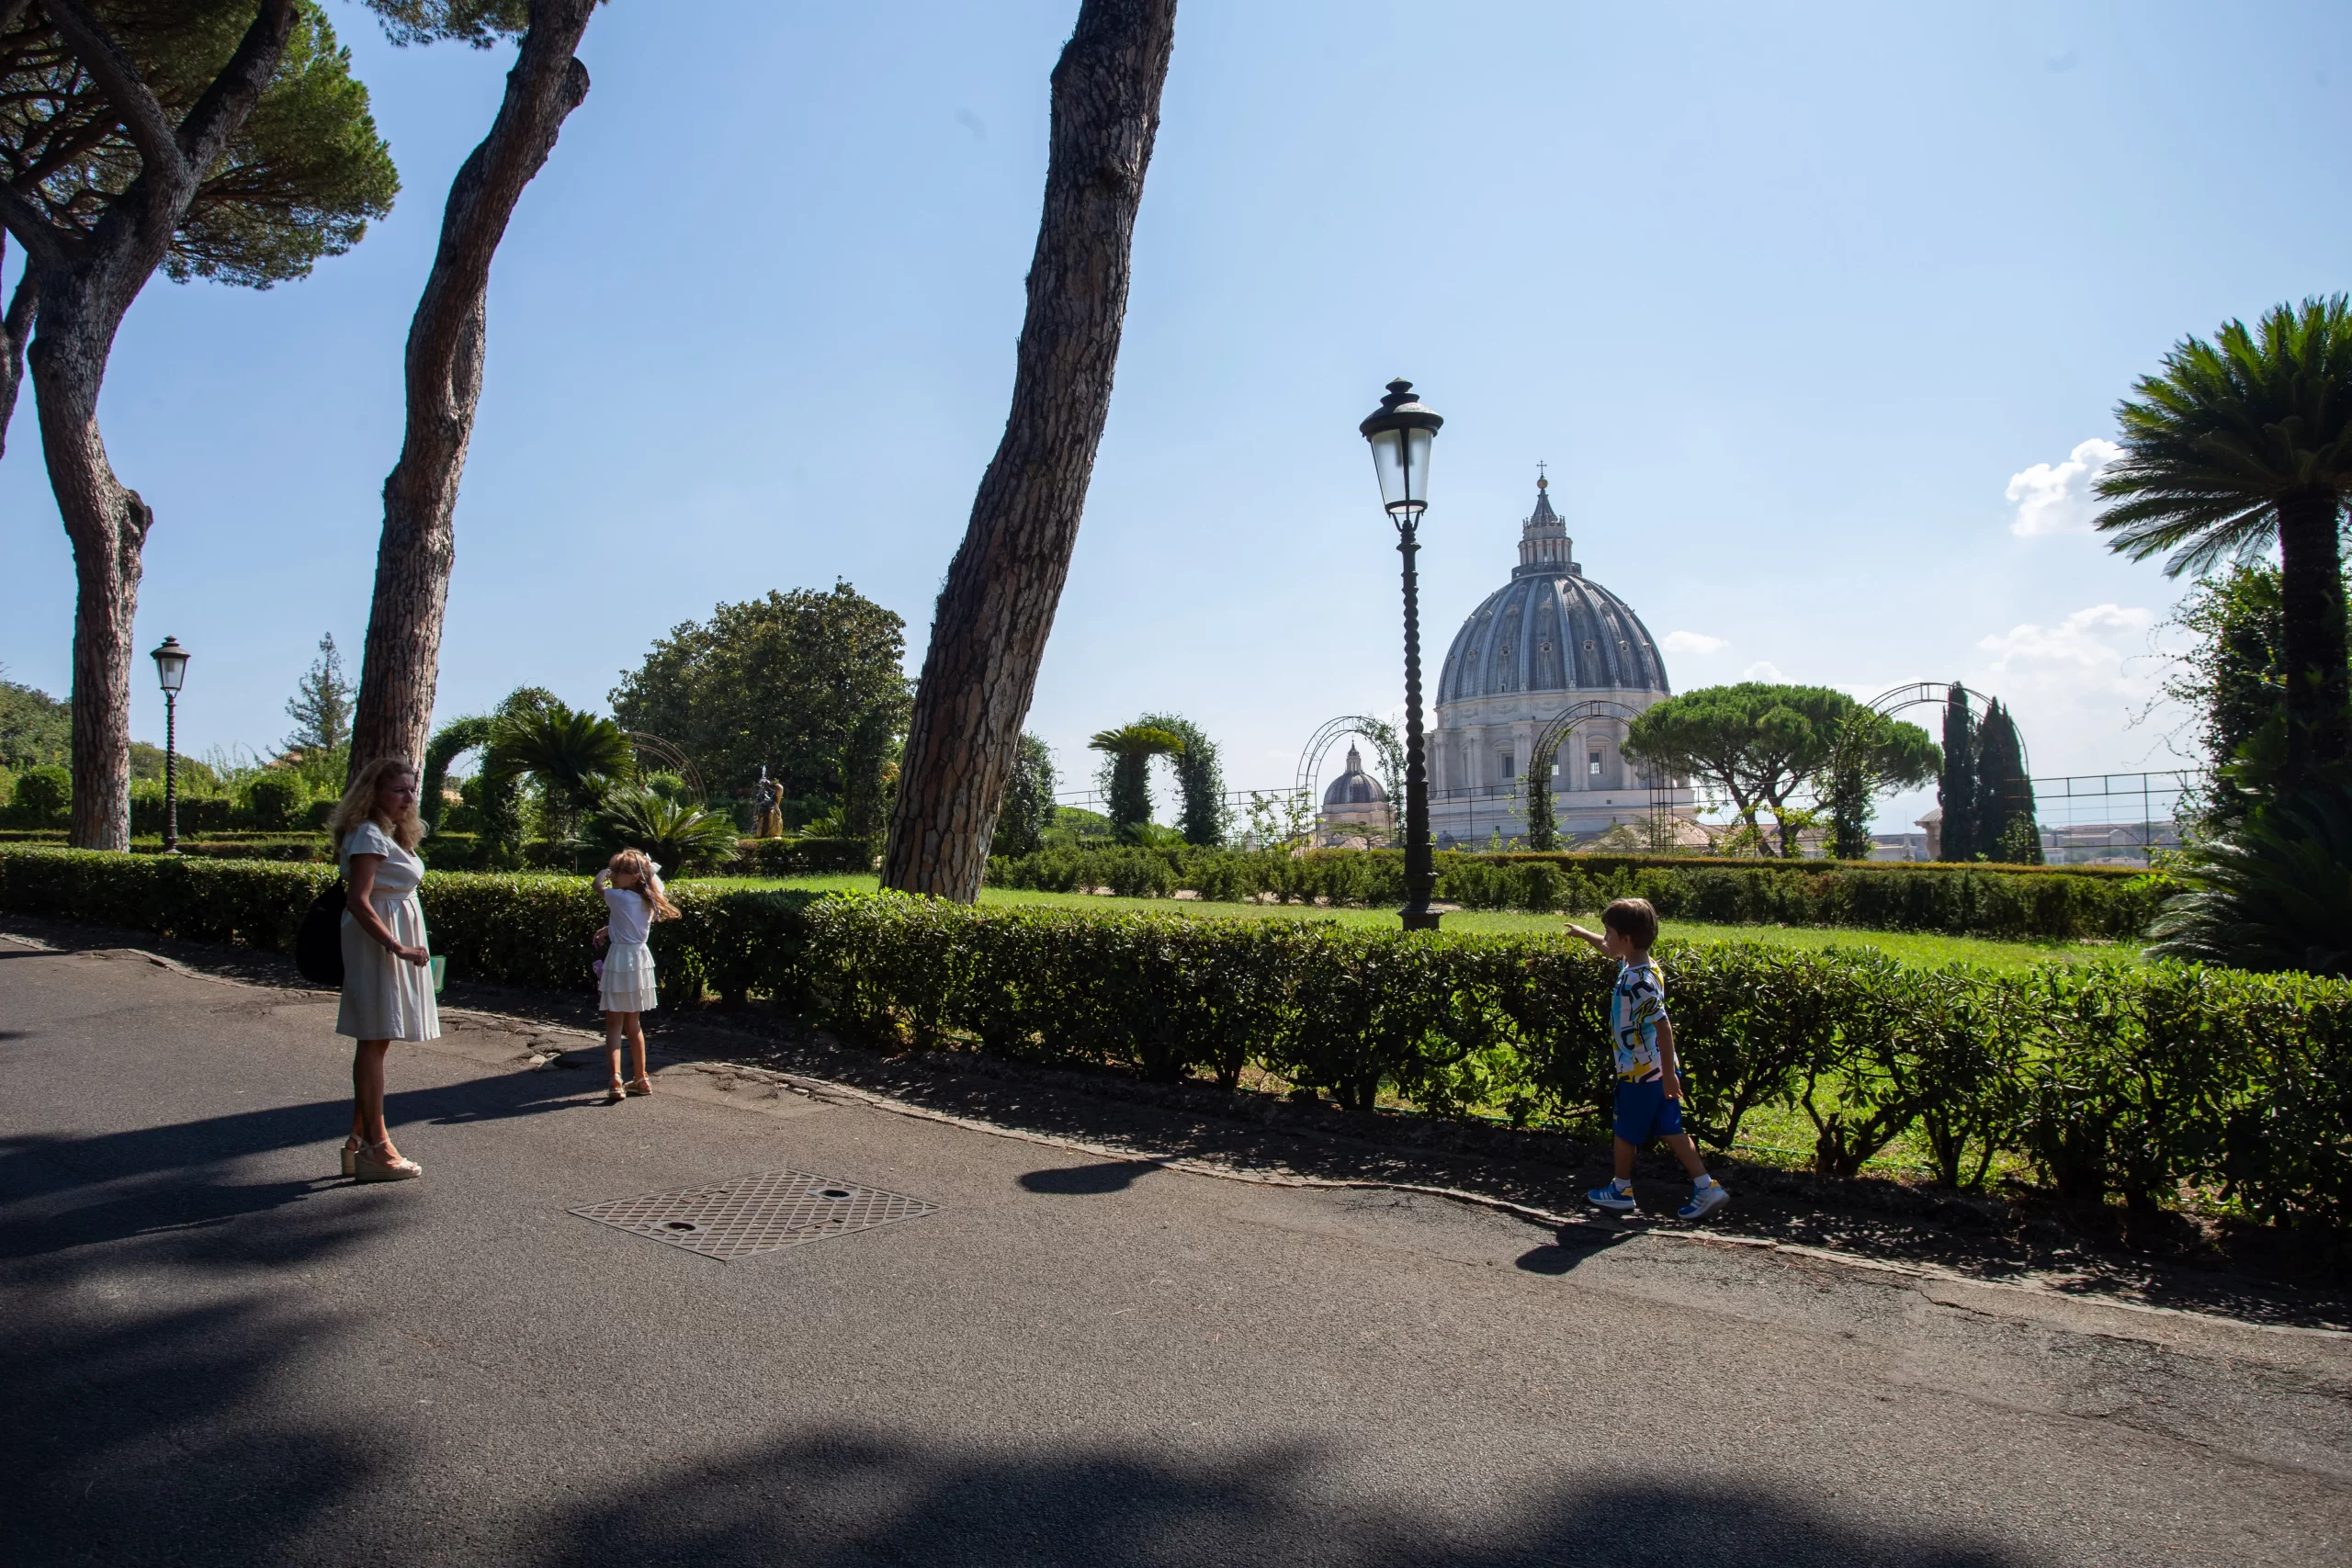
left=1679, top=1182, right=1730, bottom=1221
left=1587, top=1181, right=1636, bottom=1213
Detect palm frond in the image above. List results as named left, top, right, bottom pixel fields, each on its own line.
left=2094, top=296, right=2352, bottom=576
left=2144, top=785, right=2352, bottom=976
left=1087, top=724, right=1186, bottom=759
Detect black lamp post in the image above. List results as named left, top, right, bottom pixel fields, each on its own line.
left=1359, top=378, right=1443, bottom=931
left=151, top=637, right=189, bottom=853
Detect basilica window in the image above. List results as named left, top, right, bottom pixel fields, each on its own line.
left=1589, top=750, right=1603, bottom=777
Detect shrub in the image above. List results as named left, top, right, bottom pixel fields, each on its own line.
left=10, top=764, right=69, bottom=823
left=244, top=772, right=309, bottom=830
left=7, top=844, right=2347, bottom=1245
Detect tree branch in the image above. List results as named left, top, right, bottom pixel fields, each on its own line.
left=38, top=0, right=182, bottom=178
left=171, top=0, right=299, bottom=174
left=0, top=178, right=64, bottom=269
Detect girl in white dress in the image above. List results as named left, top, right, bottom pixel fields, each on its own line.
left=594, top=848, right=675, bottom=1103
left=329, top=758, right=439, bottom=1182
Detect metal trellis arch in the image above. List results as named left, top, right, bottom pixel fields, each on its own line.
left=1523, top=698, right=1651, bottom=851
left=625, top=731, right=706, bottom=804
left=1295, top=715, right=1407, bottom=822
left=1820, top=683, right=2030, bottom=858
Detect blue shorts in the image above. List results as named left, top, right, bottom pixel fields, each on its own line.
left=1612, top=1077, right=1682, bottom=1145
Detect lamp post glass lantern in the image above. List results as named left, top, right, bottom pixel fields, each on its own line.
left=151, top=637, right=188, bottom=852
left=1359, top=379, right=1443, bottom=931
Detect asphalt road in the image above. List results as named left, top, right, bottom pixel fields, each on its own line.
left=5, top=932, right=2349, bottom=1567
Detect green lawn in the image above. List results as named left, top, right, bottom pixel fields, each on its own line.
left=677, top=872, right=2137, bottom=972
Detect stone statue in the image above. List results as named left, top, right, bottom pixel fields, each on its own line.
left=753, top=767, right=785, bottom=839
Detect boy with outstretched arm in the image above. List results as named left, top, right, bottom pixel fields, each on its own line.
left=1565, top=897, right=1729, bottom=1220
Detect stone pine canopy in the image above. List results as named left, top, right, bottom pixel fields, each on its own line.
left=1322, top=745, right=1387, bottom=807
left=1436, top=476, right=1671, bottom=704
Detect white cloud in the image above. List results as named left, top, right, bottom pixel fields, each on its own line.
left=1663, top=630, right=1730, bottom=655
left=1740, top=660, right=1785, bottom=682
left=2007, top=437, right=2121, bottom=537
left=1967, top=604, right=2184, bottom=773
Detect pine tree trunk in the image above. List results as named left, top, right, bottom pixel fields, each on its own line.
left=2275, top=490, right=2352, bottom=784
left=882, top=0, right=1179, bottom=900
left=11, top=0, right=298, bottom=849
left=0, top=246, right=36, bottom=458
left=37, top=319, right=150, bottom=851
left=348, top=0, right=595, bottom=777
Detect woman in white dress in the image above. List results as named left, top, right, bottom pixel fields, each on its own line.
left=329, top=758, right=438, bottom=1182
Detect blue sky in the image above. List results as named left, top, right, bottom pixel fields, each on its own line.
left=4, top=0, right=2346, bottom=829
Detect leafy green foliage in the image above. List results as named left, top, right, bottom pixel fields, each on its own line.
left=1973, top=700, right=2038, bottom=864
left=2097, top=297, right=2352, bottom=778
left=1136, top=713, right=1227, bottom=847
left=483, top=695, right=632, bottom=827
left=609, top=583, right=911, bottom=811
left=0, top=3, right=399, bottom=288
left=10, top=844, right=2347, bottom=1234
left=991, top=732, right=1057, bottom=860
left=1937, top=685, right=1978, bottom=862
left=1626, top=683, right=1932, bottom=858
left=987, top=845, right=2165, bottom=941
left=1087, top=723, right=1185, bottom=840
left=8, top=763, right=69, bottom=822
left=1824, top=710, right=1941, bottom=859
left=282, top=632, right=352, bottom=754
left=2164, top=564, right=2352, bottom=833
left=2146, top=786, right=2352, bottom=977
left=0, top=671, right=70, bottom=770
left=362, top=0, right=533, bottom=49
left=582, top=784, right=742, bottom=874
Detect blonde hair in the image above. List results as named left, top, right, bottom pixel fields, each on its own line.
left=602, top=848, right=679, bottom=920
left=329, top=759, right=425, bottom=852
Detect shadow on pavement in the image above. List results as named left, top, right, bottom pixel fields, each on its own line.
left=0, top=1056, right=600, bottom=1260
left=1019, top=1158, right=1159, bottom=1195
left=1515, top=1224, right=1640, bottom=1275
left=1, top=1284, right=384, bottom=1565
left=521, top=1427, right=2022, bottom=1568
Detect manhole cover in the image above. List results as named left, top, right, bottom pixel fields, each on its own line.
left=571, top=1168, right=940, bottom=1261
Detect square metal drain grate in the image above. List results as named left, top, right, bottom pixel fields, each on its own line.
left=571, top=1168, right=940, bottom=1261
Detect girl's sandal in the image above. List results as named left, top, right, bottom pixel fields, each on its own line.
left=340, top=1139, right=363, bottom=1179
left=605, top=1083, right=627, bottom=1104
left=624, top=1077, right=654, bottom=1097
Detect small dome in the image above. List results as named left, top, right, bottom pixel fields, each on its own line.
left=1323, top=745, right=1387, bottom=807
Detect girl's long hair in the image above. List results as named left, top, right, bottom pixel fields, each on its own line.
left=329, top=759, right=425, bottom=852
left=605, top=847, right=679, bottom=920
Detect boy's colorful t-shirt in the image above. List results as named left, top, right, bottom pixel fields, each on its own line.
left=1611, top=959, right=1668, bottom=1082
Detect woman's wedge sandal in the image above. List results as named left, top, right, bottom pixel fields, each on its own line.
left=354, top=1141, right=422, bottom=1182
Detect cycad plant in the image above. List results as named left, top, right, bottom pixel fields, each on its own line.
left=483, top=698, right=635, bottom=837
left=1087, top=724, right=1185, bottom=841
left=2096, top=298, right=2352, bottom=784
left=583, top=784, right=743, bottom=876
left=2144, top=786, right=2352, bottom=977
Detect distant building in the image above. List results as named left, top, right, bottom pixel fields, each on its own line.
left=1429, top=471, right=1691, bottom=844
left=1317, top=744, right=1392, bottom=845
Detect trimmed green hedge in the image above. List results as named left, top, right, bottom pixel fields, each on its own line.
left=986, top=845, right=2165, bottom=941
left=5, top=846, right=2345, bottom=1236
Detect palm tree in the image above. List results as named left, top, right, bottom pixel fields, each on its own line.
left=1086, top=724, right=1185, bottom=841
left=2095, top=297, right=2352, bottom=785
left=484, top=699, right=634, bottom=833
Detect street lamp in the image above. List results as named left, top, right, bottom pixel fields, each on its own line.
left=151, top=637, right=188, bottom=853
left=1359, top=378, right=1443, bottom=931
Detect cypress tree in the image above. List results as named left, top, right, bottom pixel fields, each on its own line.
left=1937, top=684, right=1977, bottom=861
left=1973, top=701, right=2041, bottom=863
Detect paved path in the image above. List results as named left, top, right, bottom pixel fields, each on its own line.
left=5, top=933, right=2348, bottom=1567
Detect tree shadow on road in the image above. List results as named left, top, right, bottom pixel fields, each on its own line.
left=520, top=1427, right=2023, bottom=1568
left=0, top=1057, right=615, bottom=1262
